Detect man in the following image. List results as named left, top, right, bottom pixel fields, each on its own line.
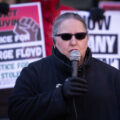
left=8, top=12, right=120, bottom=120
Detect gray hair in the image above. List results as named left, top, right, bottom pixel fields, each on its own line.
left=52, top=12, right=87, bottom=44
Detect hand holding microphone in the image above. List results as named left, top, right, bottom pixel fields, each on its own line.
left=62, top=50, right=88, bottom=98
left=62, top=77, right=88, bottom=98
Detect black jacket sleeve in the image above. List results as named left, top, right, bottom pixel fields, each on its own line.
left=115, top=70, right=120, bottom=112
left=8, top=65, right=67, bottom=120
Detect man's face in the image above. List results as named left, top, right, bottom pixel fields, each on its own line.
left=55, top=18, right=88, bottom=63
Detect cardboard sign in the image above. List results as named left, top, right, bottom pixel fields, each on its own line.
left=78, top=11, right=120, bottom=69
left=0, top=2, right=46, bottom=89
left=62, top=10, right=120, bottom=69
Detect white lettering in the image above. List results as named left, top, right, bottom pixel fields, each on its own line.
left=106, top=36, right=116, bottom=53
left=0, top=35, right=13, bottom=44
left=88, top=35, right=116, bottom=53
left=16, top=47, right=42, bottom=58
left=0, top=49, right=14, bottom=60
left=95, top=36, right=106, bottom=53
left=15, top=34, right=30, bottom=42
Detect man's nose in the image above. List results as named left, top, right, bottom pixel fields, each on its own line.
left=70, top=36, right=77, bottom=45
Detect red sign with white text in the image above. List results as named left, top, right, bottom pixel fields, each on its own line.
left=0, top=2, right=46, bottom=89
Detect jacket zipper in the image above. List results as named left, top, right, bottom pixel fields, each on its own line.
left=73, top=98, right=77, bottom=120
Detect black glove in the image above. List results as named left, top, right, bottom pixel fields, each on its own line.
left=62, top=77, right=88, bottom=98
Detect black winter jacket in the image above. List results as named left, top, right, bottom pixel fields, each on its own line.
left=8, top=47, right=120, bottom=120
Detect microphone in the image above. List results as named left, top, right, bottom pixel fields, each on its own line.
left=69, top=50, right=81, bottom=77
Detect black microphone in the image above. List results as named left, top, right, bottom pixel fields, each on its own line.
left=69, top=50, right=81, bottom=77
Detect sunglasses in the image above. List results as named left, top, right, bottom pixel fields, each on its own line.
left=55, top=32, right=87, bottom=41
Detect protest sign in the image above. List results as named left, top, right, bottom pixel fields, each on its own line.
left=0, top=2, right=46, bottom=89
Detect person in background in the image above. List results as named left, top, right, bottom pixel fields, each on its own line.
left=30, top=0, right=105, bottom=56
left=30, top=0, right=76, bottom=56
left=0, top=0, right=9, bottom=15
left=8, top=12, right=120, bottom=120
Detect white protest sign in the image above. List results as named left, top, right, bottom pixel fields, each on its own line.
left=0, top=2, right=46, bottom=89
left=62, top=10, right=120, bottom=69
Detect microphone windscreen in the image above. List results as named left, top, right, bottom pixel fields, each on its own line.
left=69, top=50, right=81, bottom=61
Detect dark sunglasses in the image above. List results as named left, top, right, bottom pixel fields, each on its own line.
left=55, top=32, right=87, bottom=41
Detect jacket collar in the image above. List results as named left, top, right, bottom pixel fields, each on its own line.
left=52, top=47, right=72, bottom=76
left=78, top=47, right=92, bottom=70
left=52, top=46, right=92, bottom=76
